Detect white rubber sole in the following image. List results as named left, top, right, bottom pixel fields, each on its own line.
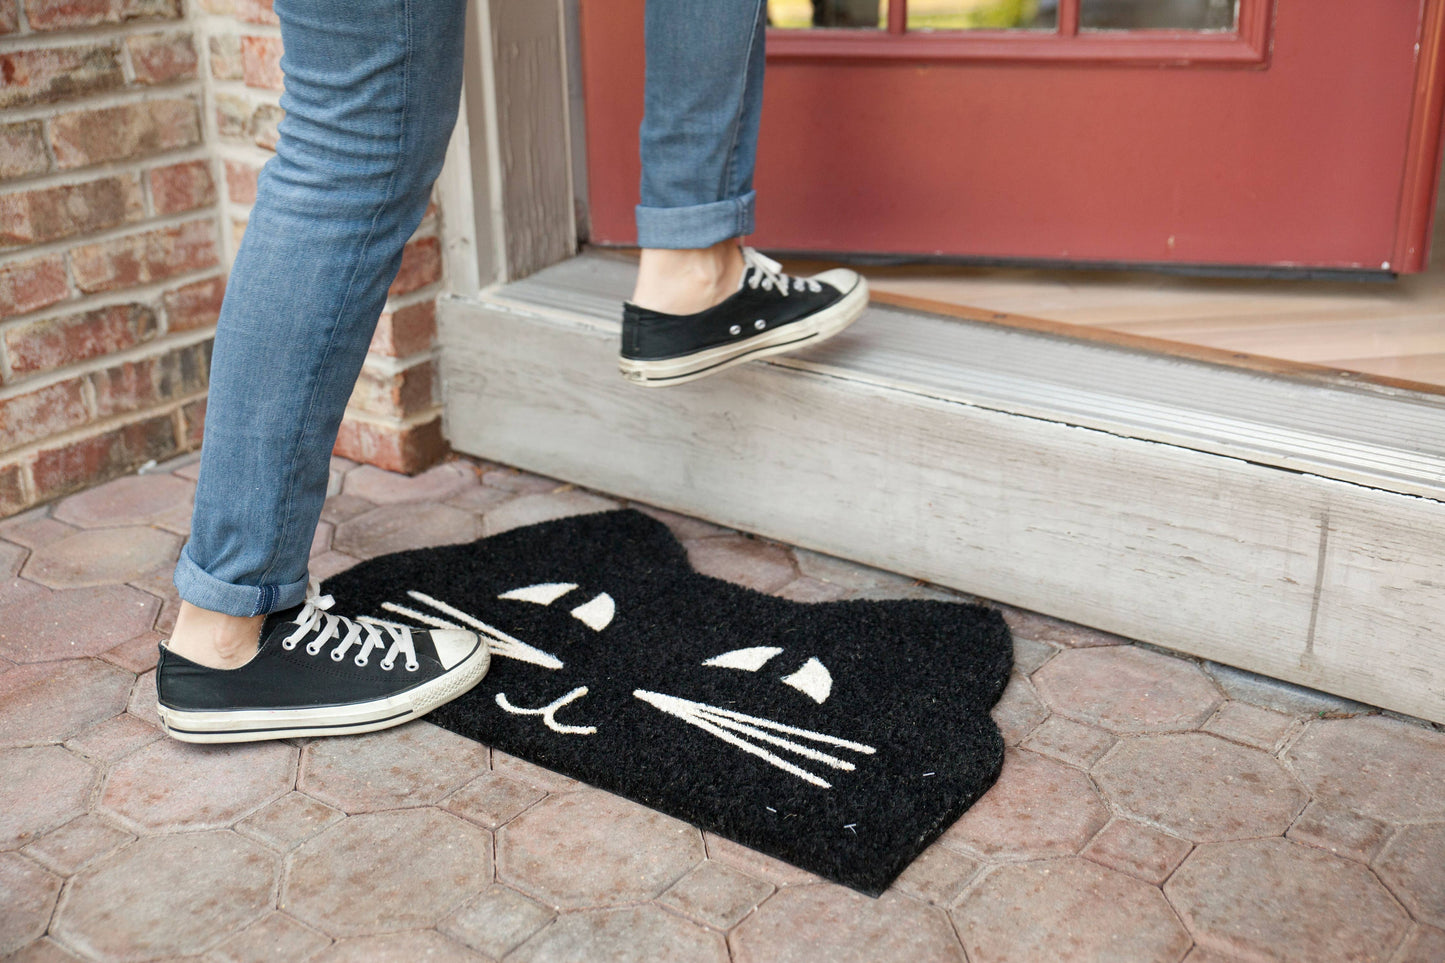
left=156, top=645, right=491, bottom=744
left=619, top=273, right=869, bottom=388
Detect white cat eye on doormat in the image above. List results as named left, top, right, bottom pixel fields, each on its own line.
left=321, top=509, right=1013, bottom=896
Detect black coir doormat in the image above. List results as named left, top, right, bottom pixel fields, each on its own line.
left=322, top=510, right=1012, bottom=895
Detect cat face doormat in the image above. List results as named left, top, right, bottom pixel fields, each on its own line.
left=321, top=509, right=1012, bottom=895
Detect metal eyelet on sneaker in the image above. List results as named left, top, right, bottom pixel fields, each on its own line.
left=729, top=324, right=742, bottom=336
left=405, top=661, right=420, bottom=672
left=380, top=658, right=395, bottom=671
left=354, top=655, right=368, bottom=667
left=281, top=639, right=298, bottom=650
left=305, top=642, right=323, bottom=656
left=330, top=649, right=345, bottom=661
left=754, top=319, right=767, bottom=330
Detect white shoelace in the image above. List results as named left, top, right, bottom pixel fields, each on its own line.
left=281, top=580, right=420, bottom=672
left=742, top=247, right=822, bottom=296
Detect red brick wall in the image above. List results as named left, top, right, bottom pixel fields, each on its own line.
left=0, top=0, right=448, bottom=517
left=0, top=0, right=220, bottom=515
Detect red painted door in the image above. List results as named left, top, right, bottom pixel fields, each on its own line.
left=579, top=0, right=1445, bottom=273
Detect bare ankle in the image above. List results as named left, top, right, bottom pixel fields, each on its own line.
left=168, top=601, right=264, bottom=669
left=631, top=239, right=745, bottom=315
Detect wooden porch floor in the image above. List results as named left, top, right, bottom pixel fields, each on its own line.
left=844, top=195, right=1445, bottom=390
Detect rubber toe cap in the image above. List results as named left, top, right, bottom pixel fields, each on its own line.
left=431, top=629, right=481, bottom=670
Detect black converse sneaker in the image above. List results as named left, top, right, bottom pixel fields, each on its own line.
left=619, top=247, right=868, bottom=387
left=155, top=581, right=490, bottom=744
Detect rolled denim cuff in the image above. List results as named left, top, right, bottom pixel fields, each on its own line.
left=635, top=190, right=756, bottom=249
left=173, top=543, right=310, bottom=618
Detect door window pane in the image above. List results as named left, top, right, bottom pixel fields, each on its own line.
left=908, top=0, right=1056, bottom=30
left=1080, top=0, right=1236, bottom=30
left=768, top=0, right=889, bottom=28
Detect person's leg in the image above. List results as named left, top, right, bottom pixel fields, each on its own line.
left=621, top=0, right=868, bottom=387
left=159, top=0, right=488, bottom=746
left=630, top=0, right=767, bottom=314
left=173, top=0, right=468, bottom=664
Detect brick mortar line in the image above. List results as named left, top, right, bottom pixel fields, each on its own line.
left=385, top=285, right=442, bottom=311
left=360, top=345, right=440, bottom=378
left=210, top=78, right=282, bottom=105
left=194, top=12, right=282, bottom=38
left=0, top=209, right=221, bottom=272
left=0, top=263, right=224, bottom=333
left=0, top=387, right=205, bottom=465
left=0, top=83, right=205, bottom=126
left=0, top=19, right=199, bottom=53
left=0, top=144, right=214, bottom=193
left=338, top=403, right=444, bottom=430
left=0, top=325, right=215, bottom=402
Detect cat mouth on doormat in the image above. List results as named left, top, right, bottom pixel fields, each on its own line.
left=321, top=509, right=1012, bottom=896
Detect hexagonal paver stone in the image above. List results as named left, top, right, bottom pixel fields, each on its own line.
left=0, top=853, right=62, bottom=956
left=683, top=536, right=797, bottom=593
left=207, top=911, right=331, bottom=963
left=497, top=789, right=704, bottom=908
left=235, top=791, right=345, bottom=852
left=314, top=930, right=482, bottom=962
left=1094, top=732, right=1305, bottom=842
left=954, top=858, right=1190, bottom=963
left=886, top=844, right=980, bottom=906
left=1201, top=701, right=1296, bottom=752
left=125, top=669, right=157, bottom=726
left=998, top=607, right=1131, bottom=648
left=442, top=884, right=556, bottom=960
left=3, top=937, right=85, bottom=962
left=53, top=831, right=277, bottom=961
left=22, top=526, right=180, bottom=589
left=1033, top=646, right=1222, bottom=734
left=792, top=549, right=917, bottom=594
left=444, top=771, right=545, bottom=830
left=732, top=885, right=963, bottom=963
left=1081, top=818, right=1193, bottom=886
left=0, top=658, right=133, bottom=747
left=1165, top=838, right=1410, bottom=963
left=1392, top=925, right=1445, bottom=963
left=52, top=475, right=194, bottom=529
left=343, top=462, right=478, bottom=504
left=939, top=750, right=1109, bottom=859
left=511, top=905, right=727, bottom=963
left=482, top=490, right=620, bottom=537
left=1285, top=800, right=1392, bottom=863
left=1284, top=716, right=1445, bottom=823
left=285, top=808, right=492, bottom=936
left=21, top=814, right=133, bottom=876
left=0, top=584, right=160, bottom=664
left=1374, top=823, right=1445, bottom=929
left=991, top=673, right=1049, bottom=746
left=491, top=751, right=581, bottom=794
left=333, top=503, right=482, bottom=559
left=100, top=738, right=297, bottom=833
left=1021, top=715, right=1116, bottom=769
left=0, top=540, right=26, bottom=578
left=0, top=746, right=96, bottom=848
left=659, top=860, right=775, bottom=929
left=777, top=577, right=850, bottom=603
left=300, top=722, right=488, bottom=813
left=703, top=832, right=821, bottom=887
left=482, top=468, right=559, bottom=494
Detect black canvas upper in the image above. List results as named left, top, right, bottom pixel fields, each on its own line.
left=621, top=265, right=847, bottom=361
left=156, top=605, right=456, bottom=712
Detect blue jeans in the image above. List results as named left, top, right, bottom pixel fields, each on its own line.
left=176, top=0, right=768, bottom=617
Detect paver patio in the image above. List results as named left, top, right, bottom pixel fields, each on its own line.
left=1, top=454, right=1442, bottom=963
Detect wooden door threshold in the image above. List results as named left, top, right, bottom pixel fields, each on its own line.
left=438, top=252, right=1445, bottom=723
